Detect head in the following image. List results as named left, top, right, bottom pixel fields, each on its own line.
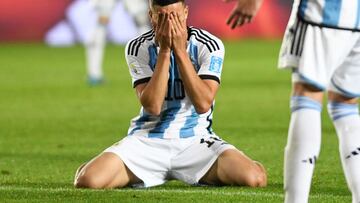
left=148, top=0, right=189, bottom=29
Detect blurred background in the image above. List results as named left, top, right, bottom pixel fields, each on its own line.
left=0, top=0, right=291, bottom=43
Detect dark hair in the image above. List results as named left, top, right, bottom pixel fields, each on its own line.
left=150, top=0, right=185, bottom=6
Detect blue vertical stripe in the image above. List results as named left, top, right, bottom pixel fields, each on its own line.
left=355, top=1, right=360, bottom=28
left=148, top=52, right=182, bottom=138
left=189, top=42, right=200, bottom=72
left=179, top=108, right=199, bottom=138
left=322, top=0, right=342, bottom=26
left=148, top=44, right=158, bottom=71
left=299, top=0, right=309, bottom=18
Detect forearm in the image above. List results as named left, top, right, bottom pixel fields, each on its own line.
left=175, top=50, right=215, bottom=113
left=139, top=51, right=170, bottom=115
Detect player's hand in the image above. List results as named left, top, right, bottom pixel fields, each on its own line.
left=170, top=12, right=188, bottom=53
left=155, top=13, right=172, bottom=53
left=224, top=0, right=263, bottom=29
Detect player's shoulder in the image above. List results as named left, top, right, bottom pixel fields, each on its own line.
left=125, top=29, right=155, bottom=57
left=187, top=26, right=224, bottom=53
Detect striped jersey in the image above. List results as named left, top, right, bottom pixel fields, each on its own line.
left=124, top=27, right=225, bottom=139
left=296, top=0, right=360, bottom=30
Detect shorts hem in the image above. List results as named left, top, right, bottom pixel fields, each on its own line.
left=278, top=56, right=299, bottom=69
left=292, top=72, right=326, bottom=90
left=330, top=79, right=360, bottom=98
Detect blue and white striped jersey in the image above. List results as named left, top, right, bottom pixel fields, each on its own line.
left=296, top=0, right=360, bottom=30
left=124, top=27, right=225, bottom=139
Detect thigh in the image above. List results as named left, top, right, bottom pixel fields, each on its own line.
left=75, top=152, right=141, bottom=188
left=200, top=149, right=267, bottom=187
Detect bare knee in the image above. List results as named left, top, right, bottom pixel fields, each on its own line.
left=73, top=163, right=105, bottom=189
left=243, top=162, right=267, bottom=187
left=74, top=172, right=101, bottom=189
left=328, top=91, right=358, bottom=104
left=217, top=150, right=267, bottom=187
left=293, top=82, right=324, bottom=102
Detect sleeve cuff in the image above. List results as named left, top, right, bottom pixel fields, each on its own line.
left=199, top=75, right=220, bottom=84
left=133, top=77, right=151, bottom=88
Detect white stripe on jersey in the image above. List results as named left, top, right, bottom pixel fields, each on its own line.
left=297, top=0, right=360, bottom=30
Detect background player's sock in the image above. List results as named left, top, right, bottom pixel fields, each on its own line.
left=284, top=96, right=322, bottom=203
left=86, top=24, right=106, bottom=84
left=328, top=101, right=360, bottom=203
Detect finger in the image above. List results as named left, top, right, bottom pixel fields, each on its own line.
left=226, top=10, right=239, bottom=25
left=236, top=16, right=246, bottom=28
left=244, top=15, right=252, bottom=24
left=223, top=0, right=236, bottom=3
left=229, top=15, right=240, bottom=29
left=171, top=13, right=181, bottom=33
left=164, top=13, right=171, bottom=35
left=157, top=12, right=163, bottom=32
left=176, top=13, right=186, bottom=31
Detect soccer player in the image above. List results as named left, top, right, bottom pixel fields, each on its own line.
left=74, top=0, right=267, bottom=189
left=86, top=0, right=150, bottom=85
left=225, top=0, right=360, bottom=202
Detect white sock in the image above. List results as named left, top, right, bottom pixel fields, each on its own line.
left=86, top=24, right=106, bottom=80
left=328, top=102, right=360, bottom=203
left=284, top=96, right=322, bottom=203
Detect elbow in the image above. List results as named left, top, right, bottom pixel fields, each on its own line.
left=194, top=103, right=212, bottom=114
left=143, top=105, right=162, bottom=116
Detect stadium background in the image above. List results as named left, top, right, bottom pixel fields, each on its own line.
left=0, top=0, right=291, bottom=42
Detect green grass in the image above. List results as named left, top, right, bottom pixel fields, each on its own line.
left=0, top=41, right=352, bottom=202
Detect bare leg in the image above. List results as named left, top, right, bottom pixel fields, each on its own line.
left=200, top=149, right=267, bottom=187
left=74, top=152, right=141, bottom=189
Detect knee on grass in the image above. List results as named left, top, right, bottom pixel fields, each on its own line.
left=73, top=164, right=107, bottom=189
left=238, top=162, right=267, bottom=188
left=74, top=173, right=102, bottom=189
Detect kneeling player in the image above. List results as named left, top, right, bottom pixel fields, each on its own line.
left=74, top=0, right=267, bottom=189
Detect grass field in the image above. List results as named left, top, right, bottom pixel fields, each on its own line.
left=0, top=41, right=353, bottom=202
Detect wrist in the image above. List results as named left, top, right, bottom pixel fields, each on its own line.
left=159, top=47, right=171, bottom=55
left=173, top=48, right=188, bottom=57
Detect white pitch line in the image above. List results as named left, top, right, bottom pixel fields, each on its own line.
left=0, top=186, right=351, bottom=199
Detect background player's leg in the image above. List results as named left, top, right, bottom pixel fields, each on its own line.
left=74, top=152, right=141, bottom=189
left=86, top=22, right=106, bottom=85
left=284, top=83, right=323, bottom=203
left=200, top=149, right=267, bottom=187
left=328, top=91, right=360, bottom=203
left=123, top=0, right=150, bottom=33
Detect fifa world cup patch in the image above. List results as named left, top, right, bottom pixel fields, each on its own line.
left=129, top=62, right=143, bottom=75
left=209, top=56, right=223, bottom=73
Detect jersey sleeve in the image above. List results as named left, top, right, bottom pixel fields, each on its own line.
left=197, top=32, right=225, bottom=84
left=125, top=41, right=153, bottom=88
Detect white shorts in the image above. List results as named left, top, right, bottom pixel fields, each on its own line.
left=279, top=12, right=360, bottom=98
left=104, top=134, right=235, bottom=188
